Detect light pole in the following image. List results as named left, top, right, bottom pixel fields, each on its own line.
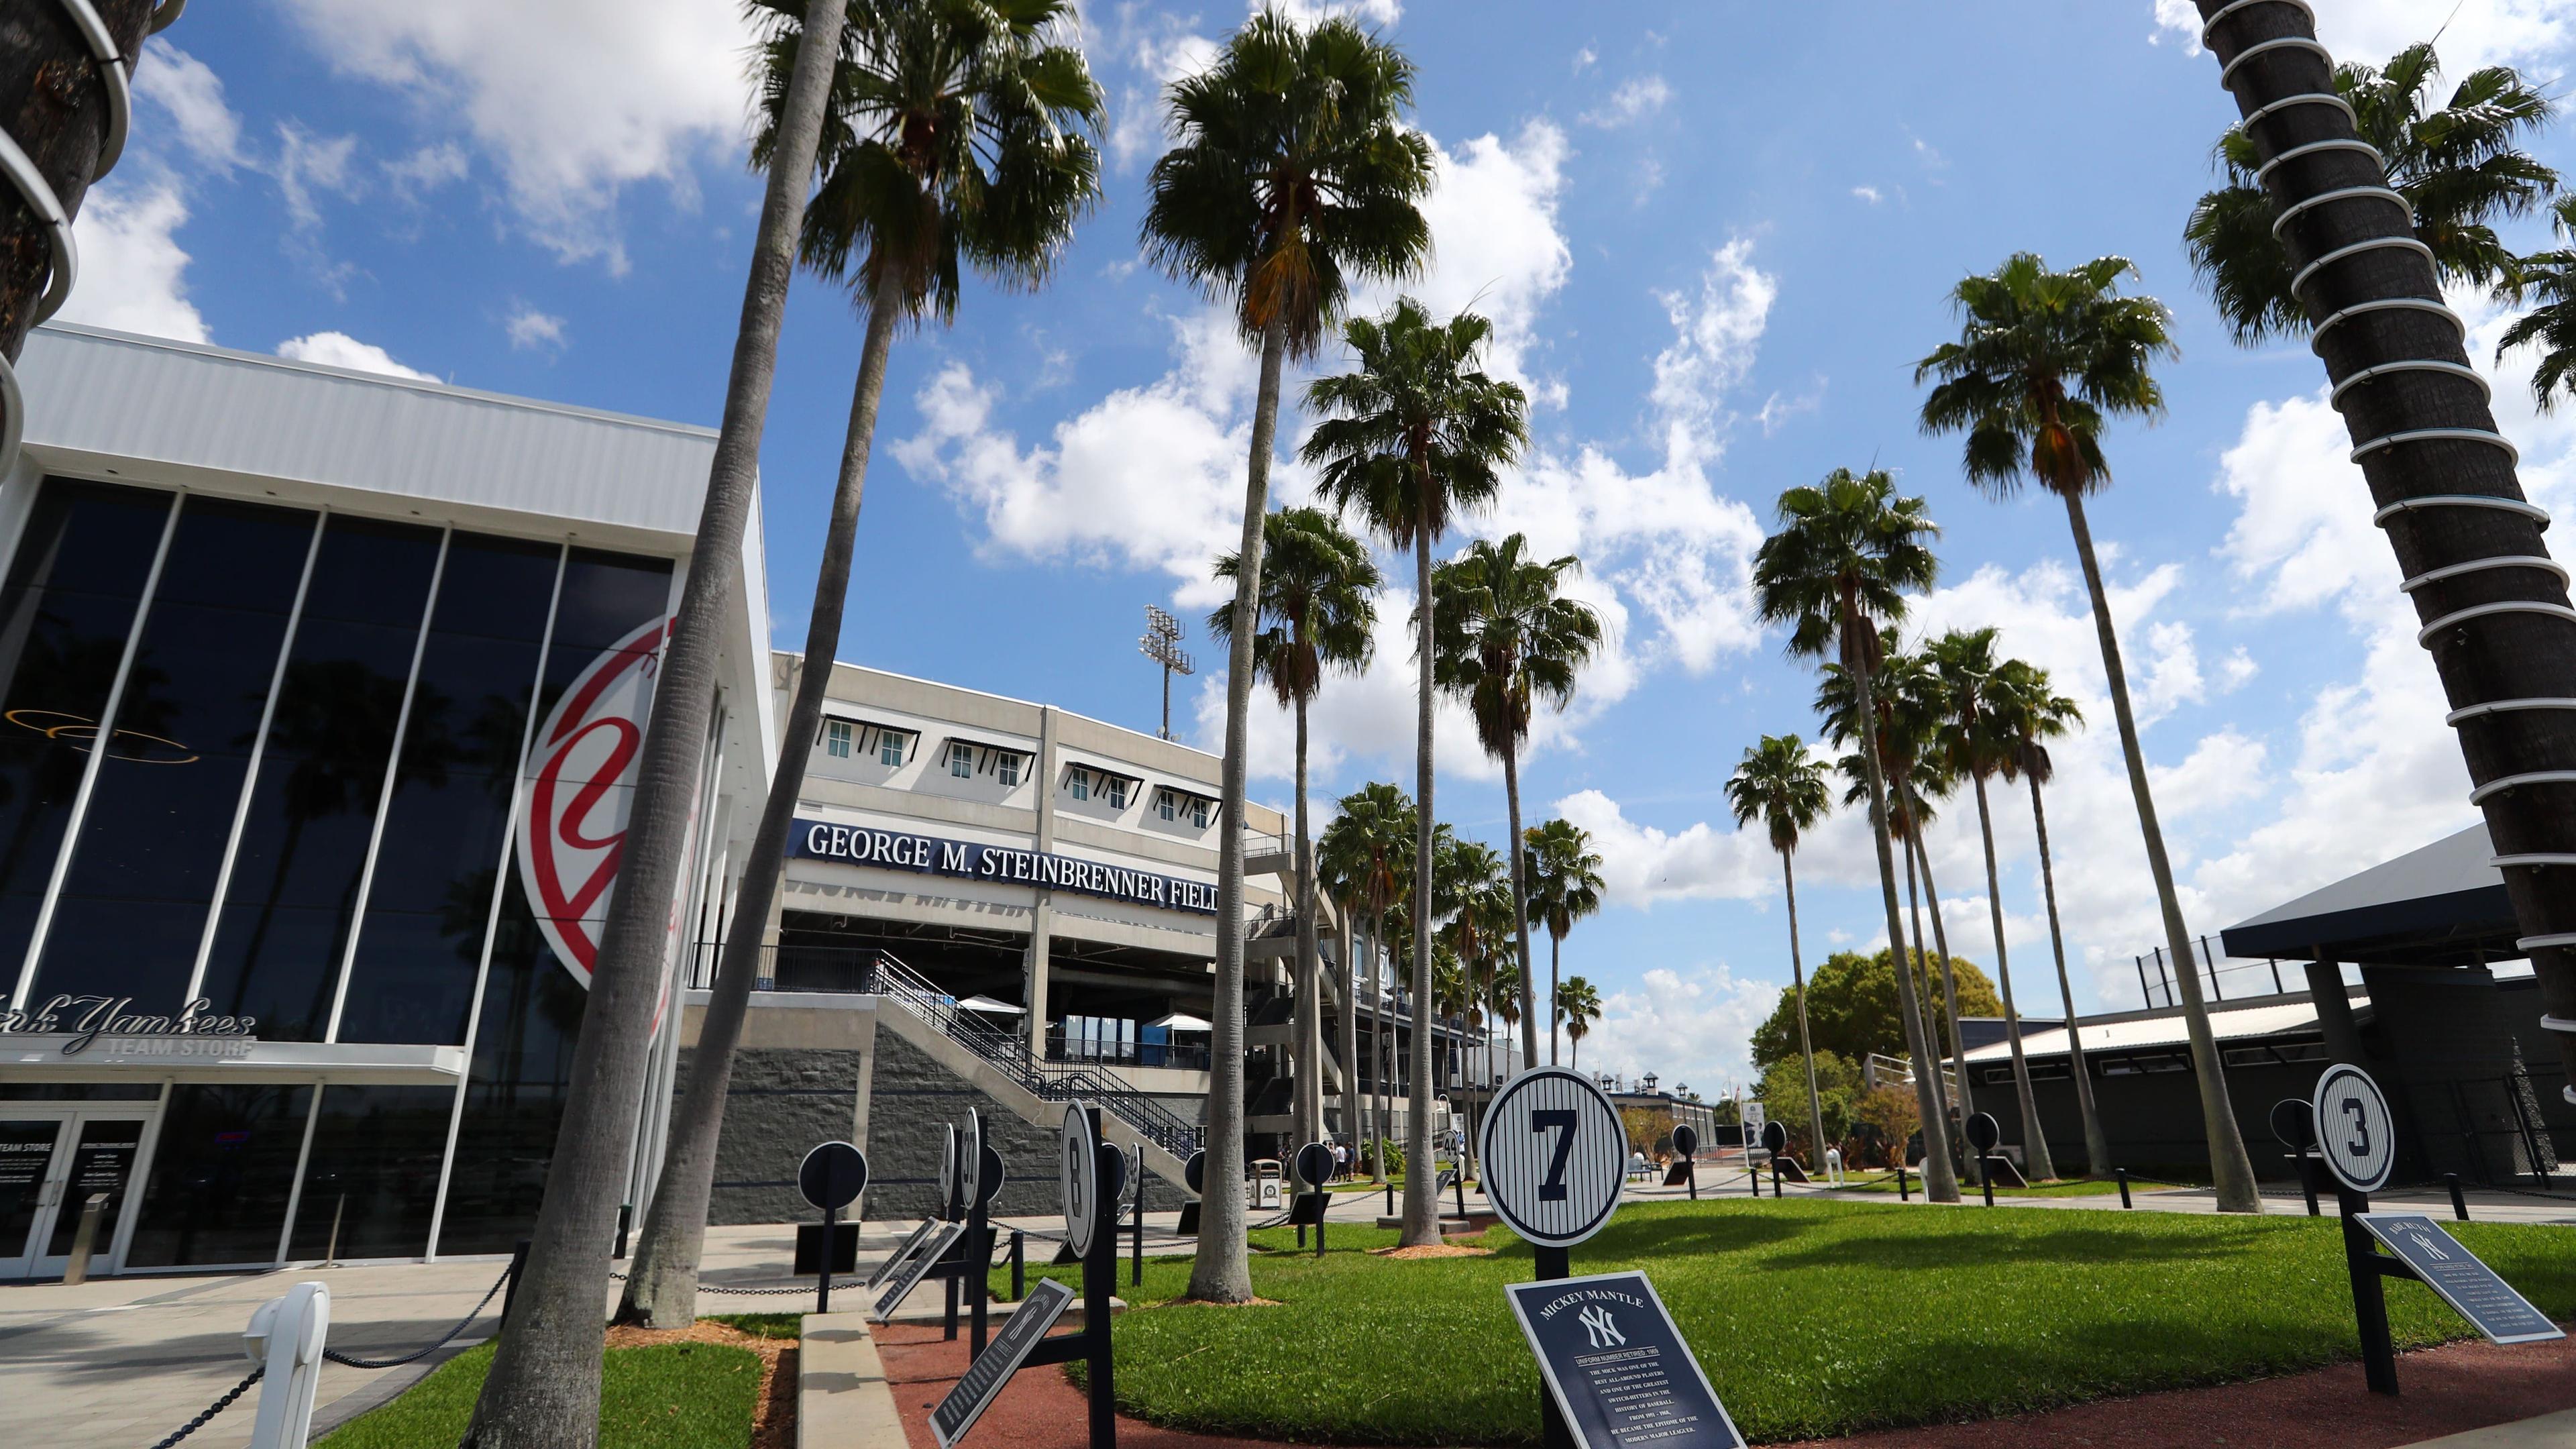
left=1139, top=604, right=1194, bottom=741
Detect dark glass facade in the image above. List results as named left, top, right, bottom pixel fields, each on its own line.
left=0, top=477, right=685, bottom=1269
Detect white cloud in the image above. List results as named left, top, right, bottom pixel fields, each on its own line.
left=275, top=121, right=361, bottom=231
left=1556, top=789, right=1772, bottom=908
left=1851, top=184, right=1882, bottom=205
left=58, top=177, right=208, bottom=344
left=2153, top=0, right=2575, bottom=69
left=272, top=0, right=764, bottom=266
left=1580, top=965, right=1778, bottom=1096
left=134, top=40, right=244, bottom=173
left=276, top=331, right=437, bottom=381
left=385, top=142, right=470, bottom=198
left=1580, top=75, right=1670, bottom=129
left=1572, top=46, right=1598, bottom=72
left=504, top=305, right=568, bottom=352
left=1649, top=238, right=1775, bottom=470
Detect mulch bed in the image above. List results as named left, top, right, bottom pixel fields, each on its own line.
left=603, top=1319, right=798, bottom=1449
left=875, top=1320, right=2576, bottom=1449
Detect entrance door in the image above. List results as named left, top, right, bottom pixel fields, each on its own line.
left=1, top=1110, right=152, bottom=1280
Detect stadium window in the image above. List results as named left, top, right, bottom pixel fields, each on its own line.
left=1069, top=768, right=1090, bottom=802
left=949, top=741, right=974, bottom=778
left=824, top=719, right=853, bottom=758
left=1157, top=791, right=1177, bottom=822
left=877, top=731, right=906, bottom=767
left=1191, top=797, right=1210, bottom=829
left=1105, top=776, right=1129, bottom=810
left=996, top=753, right=1021, bottom=787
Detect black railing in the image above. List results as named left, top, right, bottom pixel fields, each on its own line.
left=1047, top=1030, right=1212, bottom=1071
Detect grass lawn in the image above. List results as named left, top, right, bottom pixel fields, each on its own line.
left=315, top=1339, right=766, bottom=1448
left=993, top=1197, right=2576, bottom=1444
left=1828, top=1174, right=2171, bottom=1198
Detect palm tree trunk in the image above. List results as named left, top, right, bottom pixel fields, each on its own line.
left=1402, top=514, right=1442, bottom=1246
left=2029, top=769, right=2110, bottom=1176
left=1782, top=849, right=1827, bottom=1170
left=1903, top=804, right=1978, bottom=1129
left=1548, top=931, right=1562, bottom=1065
left=2061, top=488, right=2259, bottom=1212
left=1502, top=744, right=1538, bottom=1073
left=619, top=284, right=902, bottom=1329
left=2201, top=0, right=2576, bottom=1142
left=1293, top=692, right=1322, bottom=1171
left=1187, top=313, right=1287, bottom=1303
left=1371, top=904, right=1389, bottom=1183
left=1845, top=611, right=1959, bottom=1202
left=1974, top=771, right=2055, bottom=1181
left=1902, top=827, right=1960, bottom=1181
left=0, top=0, right=154, bottom=364
left=461, top=2, right=848, bottom=1440
left=1337, top=904, right=1358, bottom=1157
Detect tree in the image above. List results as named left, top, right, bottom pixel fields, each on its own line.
left=1430, top=533, right=1600, bottom=1075
left=460, top=2, right=851, bottom=1442
left=1558, top=975, right=1602, bottom=1067
left=1307, top=300, right=1525, bottom=1246
left=2198, top=4, right=2576, bottom=1126
left=622, top=0, right=1102, bottom=1331
left=1434, top=835, right=1506, bottom=1102
left=1144, top=7, right=1432, bottom=1300
left=1725, top=734, right=1832, bottom=1170
left=1924, top=629, right=2055, bottom=1180
left=2184, top=40, right=2554, bottom=347
left=1521, top=818, right=1603, bottom=1065
left=1212, top=506, right=1379, bottom=1165
left=1867, top=643, right=1980, bottom=1156
left=1749, top=949, right=2000, bottom=1073
left=1758, top=1049, right=1861, bottom=1150
left=2502, top=197, right=2576, bottom=409
left=1915, top=252, right=2259, bottom=1213
left=1320, top=782, right=1413, bottom=1182
left=1752, top=467, right=1957, bottom=1201
left=1990, top=657, right=2106, bottom=1175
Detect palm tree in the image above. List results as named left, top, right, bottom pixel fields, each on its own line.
left=1521, top=818, right=1603, bottom=1065
left=2199, top=3, right=2576, bottom=1151
left=463, top=2, right=851, bottom=1440
left=1315, top=809, right=1370, bottom=1160
left=2184, top=40, right=2554, bottom=347
left=2501, top=196, right=2576, bottom=409
left=621, top=0, right=1103, bottom=1331
left=1558, top=975, right=1602, bottom=1068
left=1322, top=782, right=1411, bottom=1181
left=1726, top=735, right=1832, bottom=1170
left=1144, top=9, right=1432, bottom=1300
left=1925, top=629, right=2057, bottom=1181
left=1752, top=468, right=1957, bottom=1203
left=1212, top=506, right=1379, bottom=1159
left=1917, top=250, right=2258, bottom=1212
left=1307, top=300, right=1526, bottom=1246
left=1430, top=533, right=1601, bottom=1074
left=1990, top=657, right=2106, bottom=1175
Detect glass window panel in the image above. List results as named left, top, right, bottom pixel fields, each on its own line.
left=45, top=1116, right=146, bottom=1256
left=31, top=499, right=318, bottom=1013
left=824, top=720, right=851, bottom=758
left=0, top=481, right=174, bottom=977
left=125, top=1083, right=312, bottom=1268
left=0, top=1118, right=63, bottom=1258
left=876, top=732, right=902, bottom=767
left=197, top=517, right=441, bottom=1042
left=335, top=535, right=559, bottom=1046
left=437, top=548, right=670, bottom=1255
left=286, top=1084, right=449, bottom=1261
left=996, top=754, right=1018, bottom=787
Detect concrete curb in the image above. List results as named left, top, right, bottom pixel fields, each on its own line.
left=2395, top=1407, right=2576, bottom=1447
left=798, top=1311, right=907, bottom=1449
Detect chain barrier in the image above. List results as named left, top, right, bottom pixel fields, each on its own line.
left=607, top=1270, right=817, bottom=1297
left=144, top=1366, right=260, bottom=1449
left=319, top=1267, right=510, bottom=1369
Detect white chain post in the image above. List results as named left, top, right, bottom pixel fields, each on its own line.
left=241, top=1281, right=330, bottom=1449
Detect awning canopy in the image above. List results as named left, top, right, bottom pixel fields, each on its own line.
left=2218, top=822, right=2516, bottom=968
left=957, top=994, right=1025, bottom=1014
left=1960, top=996, right=2365, bottom=1065
left=1148, top=1012, right=1212, bottom=1032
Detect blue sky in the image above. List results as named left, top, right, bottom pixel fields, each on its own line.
left=59, top=0, right=2576, bottom=1097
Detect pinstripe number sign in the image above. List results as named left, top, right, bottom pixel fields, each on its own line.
left=1482, top=1068, right=1627, bottom=1247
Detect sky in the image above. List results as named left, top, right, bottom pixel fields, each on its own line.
left=56, top=0, right=2576, bottom=1103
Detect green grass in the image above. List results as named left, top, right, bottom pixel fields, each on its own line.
left=1829, top=1174, right=2169, bottom=1197
left=704, top=1312, right=803, bottom=1340
left=991, top=1197, right=2576, bottom=1444
left=315, top=1340, right=766, bottom=1449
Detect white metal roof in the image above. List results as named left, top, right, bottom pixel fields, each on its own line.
left=1960, top=998, right=2357, bottom=1063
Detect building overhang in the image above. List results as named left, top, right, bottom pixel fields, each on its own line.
left=0, top=1036, right=468, bottom=1085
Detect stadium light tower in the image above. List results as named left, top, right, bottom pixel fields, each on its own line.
left=1139, top=604, right=1193, bottom=741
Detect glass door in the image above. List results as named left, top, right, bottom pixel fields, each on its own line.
left=0, top=1116, right=68, bottom=1278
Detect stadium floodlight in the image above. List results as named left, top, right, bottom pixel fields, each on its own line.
left=1138, top=605, right=1194, bottom=741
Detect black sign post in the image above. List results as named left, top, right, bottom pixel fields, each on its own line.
left=1481, top=1067, right=1630, bottom=1449
left=1760, top=1120, right=1788, bottom=1199
left=2311, top=1064, right=2412, bottom=1395
left=1293, top=1141, right=1333, bottom=1256
left=796, top=1141, right=869, bottom=1313
left=1964, top=1113, right=2000, bottom=1208
left=1672, top=1124, right=1698, bottom=1201
left=1175, top=1148, right=1204, bottom=1238
left=2270, top=1097, right=2320, bottom=1217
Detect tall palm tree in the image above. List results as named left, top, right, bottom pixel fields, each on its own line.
left=622, top=0, right=1103, bottom=1331
left=1558, top=975, right=1602, bottom=1068
left=1144, top=9, right=1431, bottom=1300
left=1925, top=629, right=2057, bottom=1181
left=1315, top=808, right=1370, bottom=1159
left=1307, top=300, right=1526, bottom=1245
left=1521, top=818, right=1603, bottom=1065
left=463, top=2, right=851, bottom=1440
left=1430, top=533, right=1601, bottom=1074
left=1726, top=734, right=1832, bottom=1170
left=1437, top=837, right=1507, bottom=1142
left=1211, top=506, right=1380, bottom=1161
left=2196, top=4, right=2576, bottom=1130
left=1324, top=782, right=1411, bottom=1181
left=2500, top=196, right=2576, bottom=409
left=2184, top=40, right=2554, bottom=347
left=1990, top=657, right=2106, bottom=1175
left=1915, top=252, right=2259, bottom=1212
left=1753, top=468, right=1955, bottom=1202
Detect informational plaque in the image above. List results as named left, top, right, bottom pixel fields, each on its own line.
left=1505, top=1270, right=1745, bottom=1449
left=930, top=1277, right=1077, bottom=1448
left=2357, top=1213, right=2567, bottom=1346
left=866, top=1220, right=935, bottom=1289
left=870, top=1221, right=965, bottom=1324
